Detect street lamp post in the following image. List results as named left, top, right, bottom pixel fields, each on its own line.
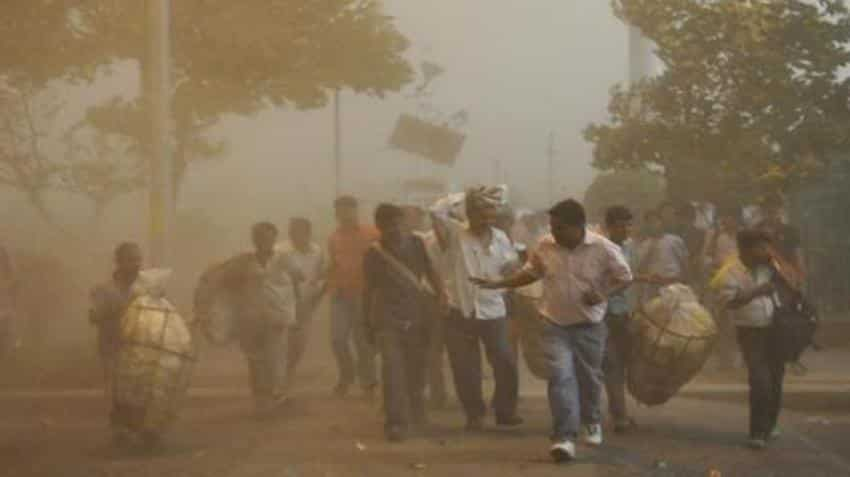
left=146, top=0, right=173, bottom=267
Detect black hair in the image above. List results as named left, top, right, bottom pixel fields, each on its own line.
left=289, top=217, right=312, bottom=231
left=605, top=206, right=633, bottom=226
left=334, top=195, right=358, bottom=209
left=374, top=203, right=405, bottom=230
left=549, top=199, right=586, bottom=227
left=252, top=221, right=278, bottom=237
left=737, top=228, right=772, bottom=251
left=114, top=242, right=141, bottom=262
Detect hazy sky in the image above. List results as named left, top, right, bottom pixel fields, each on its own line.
left=179, top=0, right=631, bottom=226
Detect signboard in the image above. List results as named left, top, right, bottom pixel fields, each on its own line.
left=389, top=114, right=466, bottom=165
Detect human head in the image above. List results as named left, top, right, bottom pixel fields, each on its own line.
left=549, top=199, right=586, bottom=249
left=643, top=209, right=663, bottom=238
left=494, top=207, right=516, bottom=236
left=737, top=228, right=773, bottom=269
left=465, top=189, right=500, bottom=233
left=334, top=195, right=359, bottom=228
left=374, top=203, right=407, bottom=245
left=605, top=205, right=634, bottom=245
left=761, top=194, right=785, bottom=223
left=716, top=206, right=740, bottom=232
left=659, top=201, right=677, bottom=228
left=114, top=242, right=142, bottom=281
left=289, top=217, right=312, bottom=250
left=675, top=202, right=696, bottom=226
left=252, top=222, right=279, bottom=255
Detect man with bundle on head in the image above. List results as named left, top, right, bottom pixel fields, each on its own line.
left=429, top=186, right=523, bottom=431
left=473, top=199, right=632, bottom=462
left=363, top=204, right=446, bottom=442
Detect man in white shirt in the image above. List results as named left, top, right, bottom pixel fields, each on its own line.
left=710, top=229, right=784, bottom=451
left=474, top=199, right=633, bottom=462
left=278, top=217, right=329, bottom=390
left=635, top=209, right=689, bottom=305
left=429, top=187, right=523, bottom=431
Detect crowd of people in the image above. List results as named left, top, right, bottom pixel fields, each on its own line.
left=85, top=188, right=811, bottom=461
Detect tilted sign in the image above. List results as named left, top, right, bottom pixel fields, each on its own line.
left=389, top=114, right=466, bottom=166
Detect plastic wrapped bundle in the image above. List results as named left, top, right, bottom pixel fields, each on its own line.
left=627, top=285, right=717, bottom=406
left=113, top=270, right=195, bottom=439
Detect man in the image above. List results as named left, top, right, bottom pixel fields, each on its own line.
left=90, top=242, right=143, bottom=442
left=278, top=217, right=328, bottom=391
left=429, top=187, right=523, bottom=431
left=601, top=206, right=637, bottom=434
left=0, top=245, right=18, bottom=359
left=328, top=196, right=380, bottom=398
left=363, top=204, right=446, bottom=442
left=216, top=223, right=299, bottom=415
left=757, top=195, right=805, bottom=283
left=635, top=209, right=689, bottom=305
left=710, top=229, right=784, bottom=450
left=473, top=199, right=632, bottom=462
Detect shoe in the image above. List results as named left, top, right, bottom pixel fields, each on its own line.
left=550, top=440, right=576, bottom=463
left=386, top=426, right=406, bottom=443
left=768, top=427, right=781, bottom=441
left=582, top=424, right=603, bottom=446
left=465, top=417, right=484, bottom=432
left=614, top=418, right=638, bottom=434
left=747, top=437, right=768, bottom=450
left=496, top=415, right=524, bottom=427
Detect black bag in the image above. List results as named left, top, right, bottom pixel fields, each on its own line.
left=771, top=297, right=818, bottom=363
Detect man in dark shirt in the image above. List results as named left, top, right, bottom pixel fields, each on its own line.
left=363, top=204, right=446, bottom=442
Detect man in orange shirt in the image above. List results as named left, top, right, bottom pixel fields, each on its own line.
left=329, top=196, right=380, bottom=398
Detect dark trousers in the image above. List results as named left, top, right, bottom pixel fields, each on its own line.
left=379, top=327, right=428, bottom=431
left=427, top=312, right=448, bottom=405
left=737, top=326, right=786, bottom=439
left=239, top=325, right=287, bottom=406
left=603, top=314, right=631, bottom=422
left=445, top=310, right=518, bottom=421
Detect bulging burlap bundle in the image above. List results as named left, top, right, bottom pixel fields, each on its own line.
left=627, top=285, right=717, bottom=406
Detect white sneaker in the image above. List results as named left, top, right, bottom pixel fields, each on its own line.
left=582, top=424, right=603, bottom=446
left=550, top=440, right=576, bottom=463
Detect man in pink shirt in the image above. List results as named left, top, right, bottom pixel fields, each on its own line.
left=474, top=199, right=632, bottom=462
left=328, top=196, right=380, bottom=398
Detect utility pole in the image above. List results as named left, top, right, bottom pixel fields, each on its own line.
left=146, top=0, right=173, bottom=267
left=333, top=89, right=341, bottom=198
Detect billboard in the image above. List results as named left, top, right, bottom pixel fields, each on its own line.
left=389, top=114, right=466, bottom=166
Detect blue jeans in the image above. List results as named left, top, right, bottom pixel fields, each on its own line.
left=330, top=293, right=377, bottom=388
left=543, top=320, right=607, bottom=441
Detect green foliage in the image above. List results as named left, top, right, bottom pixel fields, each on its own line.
left=585, top=0, right=850, bottom=202
left=583, top=169, right=666, bottom=222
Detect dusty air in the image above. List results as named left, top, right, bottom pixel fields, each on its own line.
left=2, top=1, right=849, bottom=476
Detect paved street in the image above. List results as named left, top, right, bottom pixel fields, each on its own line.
left=2, top=346, right=849, bottom=477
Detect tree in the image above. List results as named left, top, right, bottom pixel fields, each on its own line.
left=75, top=0, right=414, bottom=202
left=583, top=169, right=666, bottom=222
left=585, top=0, right=850, bottom=203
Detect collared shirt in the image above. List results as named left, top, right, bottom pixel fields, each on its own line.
left=635, top=234, right=688, bottom=304
left=328, top=225, right=380, bottom=298
left=606, top=240, right=635, bottom=316
left=420, top=231, right=457, bottom=309
left=523, top=231, right=633, bottom=327
left=710, top=257, right=775, bottom=328
left=430, top=196, right=519, bottom=320
left=363, top=236, right=431, bottom=326
left=277, top=241, right=328, bottom=305
left=220, top=251, right=298, bottom=328
left=90, top=276, right=136, bottom=355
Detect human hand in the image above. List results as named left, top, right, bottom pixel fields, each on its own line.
left=583, top=290, right=605, bottom=306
